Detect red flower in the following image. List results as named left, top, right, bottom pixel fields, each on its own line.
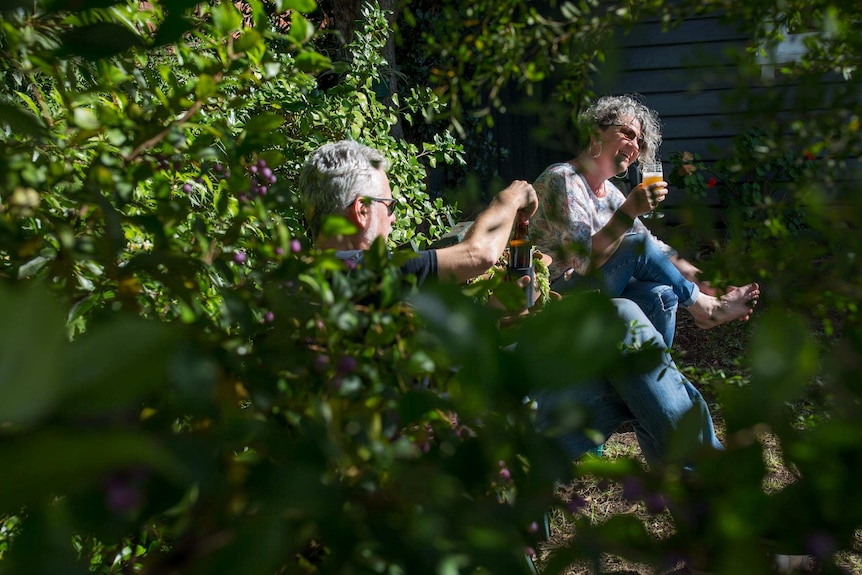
left=803, top=150, right=815, bottom=161
left=707, top=177, right=718, bottom=188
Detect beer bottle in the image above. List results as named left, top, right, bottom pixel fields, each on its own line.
left=507, top=220, right=534, bottom=310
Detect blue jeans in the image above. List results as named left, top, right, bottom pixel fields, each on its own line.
left=533, top=298, right=723, bottom=467
left=621, top=281, right=678, bottom=348
left=552, top=233, right=699, bottom=347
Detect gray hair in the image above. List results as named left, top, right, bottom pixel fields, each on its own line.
left=581, top=94, right=662, bottom=166
left=299, top=140, right=390, bottom=239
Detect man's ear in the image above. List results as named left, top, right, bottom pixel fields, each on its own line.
left=347, top=197, right=368, bottom=226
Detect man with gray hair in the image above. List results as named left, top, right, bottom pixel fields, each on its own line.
left=299, top=139, right=538, bottom=284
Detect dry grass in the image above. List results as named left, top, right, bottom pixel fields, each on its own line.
left=534, top=314, right=862, bottom=574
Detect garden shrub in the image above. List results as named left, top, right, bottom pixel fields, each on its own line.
left=3, top=1, right=862, bottom=574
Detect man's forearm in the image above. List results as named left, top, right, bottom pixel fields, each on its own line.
left=436, top=181, right=536, bottom=283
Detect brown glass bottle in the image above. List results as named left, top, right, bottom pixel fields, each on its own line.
left=507, top=220, right=534, bottom=310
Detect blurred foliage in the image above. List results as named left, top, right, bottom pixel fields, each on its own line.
left=668, top=131, right=814, bottom=239
left=1, top=1, right=862, bottom=575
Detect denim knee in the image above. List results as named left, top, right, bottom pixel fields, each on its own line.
left=656, top=285, right=678, bottom=312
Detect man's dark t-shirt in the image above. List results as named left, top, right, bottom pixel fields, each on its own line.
left=335, top=249, right=438, bottom=286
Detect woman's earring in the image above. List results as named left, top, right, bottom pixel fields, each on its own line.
left=589, top=141, right=603, bottom=159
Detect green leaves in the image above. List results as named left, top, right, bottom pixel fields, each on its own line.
left=0, top=102, right=47, bottom=139
left=57, top=23, right=143, bottom=59
left=44, top=0, right=127, bottom=11
left=3, top=0, right=860, bottom=573
left=0, top=286, right=68, bottom=427
left=211, top=1, right=242, bottom=36
left=275, top=0, right=318, bottom=12
left=0, top=431, right=184, bottom=514
left=0, top=284, right=177, bottom=428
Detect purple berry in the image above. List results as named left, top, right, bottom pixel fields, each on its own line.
left=275, top=246, right=285, bottom=256
left=337, top=356, right=357, bottom=374
left=621, top=477, right=644, bottom=501
left=806, top=531, right=836, bottom=559
left=258, top=185, right=267, bottom=195
left=233, top=252, right=247, bottom=264
left=264, top=311, right=274, bottom=322
left=499, top=468, right=511, bottom=480
left=566, top=495, right=587, bottom=514
left=644, top=493, right=666, bottom=514
left=107, top=482, right=141, bottom=515
left=257, top=159, right=267, bottom=168
left=182, top=183, right=193, bottom=193
left=250, top=165, right=258, bottom=174
left=290, top=239, right=301, bottom=253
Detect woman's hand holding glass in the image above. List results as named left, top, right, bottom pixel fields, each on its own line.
left=638, top=161, right=667, bottom=219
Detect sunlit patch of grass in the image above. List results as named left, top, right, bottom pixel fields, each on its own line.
left=834, top=530, right=862, bottom=574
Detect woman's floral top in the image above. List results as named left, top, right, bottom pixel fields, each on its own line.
left=530, top=162, right=675, bottom=281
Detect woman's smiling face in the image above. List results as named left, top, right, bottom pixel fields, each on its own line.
left=596, top=117, right=643, bottom=174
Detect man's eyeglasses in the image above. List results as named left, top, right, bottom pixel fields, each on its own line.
left=607, top=123, right=646, bottom=150
left=359, top=196, right=398, bottom=215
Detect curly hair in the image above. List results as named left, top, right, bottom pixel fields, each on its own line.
left=298, top=140, right=390, bottom=239
left=580, top=94, right=663, bottom=166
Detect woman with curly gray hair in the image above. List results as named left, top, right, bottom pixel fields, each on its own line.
left=530, top=94, right=760, bottom=346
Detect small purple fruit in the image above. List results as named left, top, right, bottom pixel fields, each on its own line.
left=337, top=356, right=357, bottom=374
left=566, top=495, right=587, bottom=513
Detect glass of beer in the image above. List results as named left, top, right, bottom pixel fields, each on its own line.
left=640, top=160, right=664, bottom=220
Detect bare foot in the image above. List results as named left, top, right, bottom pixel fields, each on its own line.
left=688, top=283, right=760, bottom=329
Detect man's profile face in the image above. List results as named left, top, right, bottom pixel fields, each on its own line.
left=359, top=168, right=396, bottom=247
